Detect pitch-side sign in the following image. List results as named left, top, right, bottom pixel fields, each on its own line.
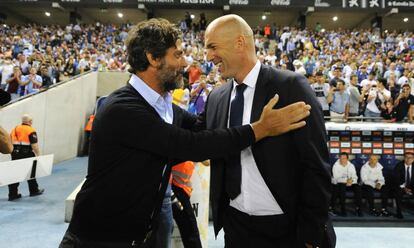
left=0, top=154, right=54, bottom=187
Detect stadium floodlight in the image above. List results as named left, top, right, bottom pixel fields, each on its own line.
left=332, top=16, right=338, bottom=21
left=321, top=28, right=326, bottom=33
left=45, top=12, right=51, bottom=17
left=190, top=14, right=195, bottom=19
left=262, top=15, right=267, bottom=20
left=403, top=17, right=408, bottom=23
left=118, top=13, right=123, bottom=18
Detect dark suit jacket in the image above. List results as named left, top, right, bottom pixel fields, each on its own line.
left=68, top=84, right=255, bottom=242
left=394, top=161, right=414, bottom=189
left=204, top=65, right=333, bottom=246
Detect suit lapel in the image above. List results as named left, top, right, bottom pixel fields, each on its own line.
left=250, top=65, right=269, bottom=123
left=216, top=79, right=233, bottom=128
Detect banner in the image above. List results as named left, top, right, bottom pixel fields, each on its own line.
left=0, top=154, right=54, bottom=187
left=326, top=122, right=414, bottom=155
left=8, top=0, right=414, bottom=8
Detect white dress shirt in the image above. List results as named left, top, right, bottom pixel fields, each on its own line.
left=128, top=74, right=173, bottom=124
left=228, top=60, right=284, bottom=216
left=332, top=160, right=358, bottom=185
left=360, top=163, right=385, bottom=188
left=401, top=164, right=412, bottom=188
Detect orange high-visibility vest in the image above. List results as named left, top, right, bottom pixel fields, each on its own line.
left=10, top=124, right=36, bottom=146
left=264, top=26, right=271, bottom=36
left=172, top=161, right=195, bottom=196
left=84, top=115, right=95, bottom=132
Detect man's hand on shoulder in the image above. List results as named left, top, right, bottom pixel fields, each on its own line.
left=252, top=94, right=311, bottom=141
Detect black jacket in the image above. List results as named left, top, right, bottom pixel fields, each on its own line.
left=204, top=65, right=334, bottom=247
left=394, top=161, right=414, bottom=189
left=68, top=84, right=255, bottom=242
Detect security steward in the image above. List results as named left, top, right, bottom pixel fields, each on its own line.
left=171, top=161, right=205, bottom=248
left=8, top=114, right=44, bottom=201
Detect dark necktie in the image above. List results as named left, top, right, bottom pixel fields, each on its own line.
left=226, top=83, right=247, bottom=199
left=406, top=167, right=411, bottom=186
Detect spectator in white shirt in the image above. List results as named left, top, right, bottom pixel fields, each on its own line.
left=360, top=71, right=377, bottom=90
left=311, top=71, right=330, bottom=117
left=398, top=69, right=410, bottom=87
left=0, top=56, right=15, bottom=90
left=331, top=152, right=363, bottom=216
left=360, top=155, right=390, bottom=216
left=364, top=79, right=390, bottom=120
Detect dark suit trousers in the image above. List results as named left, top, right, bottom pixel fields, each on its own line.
left=394, top=187, right=414, bottom=214
left=172, top=185, right=202, bottom=248
left=223, top=206, right=294, bottom=248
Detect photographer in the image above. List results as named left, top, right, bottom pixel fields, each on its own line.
left=394, top=84, right=414, bottom=123
left=189, top=74, right=212, bottom=114
left=364, top=79, right=390, bottom=121
left=327, top=79, right=349, bottom=122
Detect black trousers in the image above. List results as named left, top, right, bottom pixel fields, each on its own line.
left=394, top=187, right=414, bottom=214
left=8, top=149, right=39, bottom=197
left=331, top=183, right=362, bottom=210
left=223, top=206, right=295, bottom=248
left=362, top=185, right=388, bottom=209
left=172, top=185, right=202, bottom=248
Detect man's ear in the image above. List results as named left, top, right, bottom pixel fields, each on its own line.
left=146, top=52, right=160, bottom=68
left=235, top=35, right=246, bottom=51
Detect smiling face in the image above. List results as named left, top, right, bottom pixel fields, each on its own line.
left=204, top=15, right=256, bottom=83
left=205, top=29, right=238, bottom=80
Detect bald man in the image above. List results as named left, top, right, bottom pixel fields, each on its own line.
left=8, top=114, right=44, bottom=201
left=203, top=15, right=335, bottom=248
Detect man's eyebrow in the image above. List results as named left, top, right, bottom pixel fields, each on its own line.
left=206, top=43, right=215, bottom=49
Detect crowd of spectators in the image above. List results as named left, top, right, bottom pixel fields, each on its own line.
left=0, top=17, right=413, bottom=123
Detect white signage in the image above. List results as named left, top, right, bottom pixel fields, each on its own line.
left=314, top=0, right=330, bottom=7
left=271, top=0, right=290, bottom=6
left=180, top=0, right=215, bottom=3
left=0, top=154, right=54, bottom=187
left=387, top=0, right=414, bottom=7
left=229, top=0, right=249, bottom=4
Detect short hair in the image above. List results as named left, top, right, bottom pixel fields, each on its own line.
left=339, top=152, right=349, bottom=158
left=125, top=18, right=181, bottom=74
left=337, top=79, right=346, bottom=85
left=405, top=152, right=414, bottom=157
left=377, top=78, right=387, bottom=88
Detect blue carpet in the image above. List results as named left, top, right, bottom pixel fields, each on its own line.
left=1, top=157, right=413, bottom=248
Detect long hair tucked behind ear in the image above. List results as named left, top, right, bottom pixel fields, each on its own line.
left=125, top=18, right=181, bottom=74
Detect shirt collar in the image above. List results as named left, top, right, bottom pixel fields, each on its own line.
left=233, top=60, right=261, bottom=89
left=128, top=74, right=171, bottom=107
